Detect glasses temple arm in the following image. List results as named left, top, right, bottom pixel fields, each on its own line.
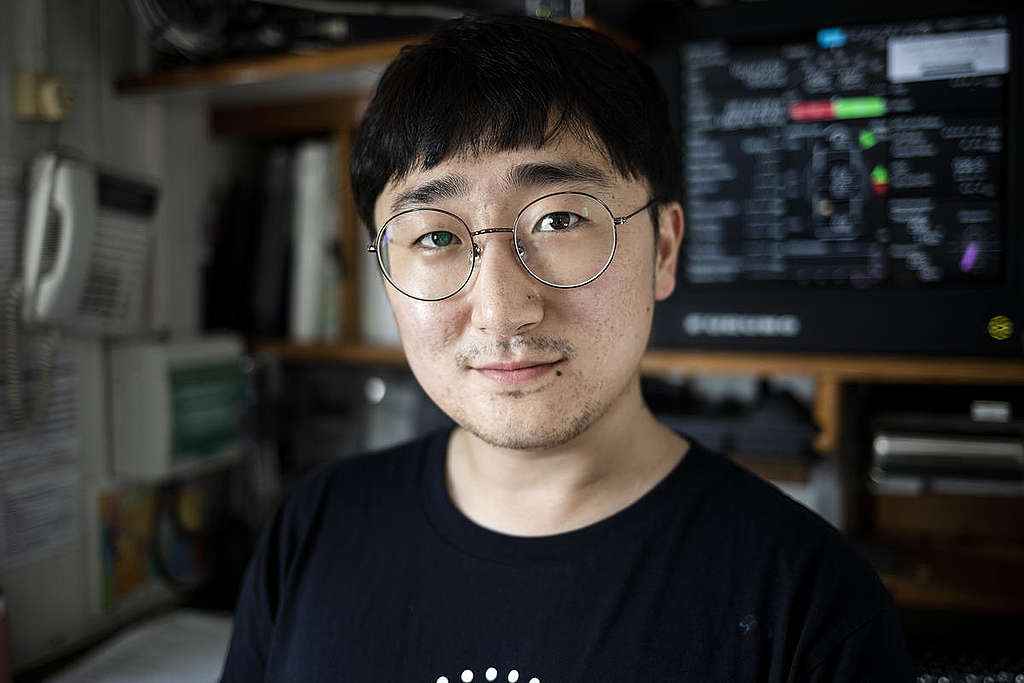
left=614, top=197, right=659, bottom=225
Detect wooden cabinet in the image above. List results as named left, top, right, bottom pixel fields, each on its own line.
left=207, top=95, right=367, bottom=343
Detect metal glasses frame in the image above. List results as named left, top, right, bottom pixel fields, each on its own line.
left=367, top=191, right=656, bottom=302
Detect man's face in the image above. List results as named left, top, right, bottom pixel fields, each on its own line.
left=373, top=134, right=680, bottom=450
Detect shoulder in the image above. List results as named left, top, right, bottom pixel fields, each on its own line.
left=683, top=441, right=845, bottom=554
left=266, top=429, right=445, bottom=552
left=681, top=441, right=909, bottom=673
left=687, top=442, right=876, bottom=589
left=284, top=429, right=442, bottom=518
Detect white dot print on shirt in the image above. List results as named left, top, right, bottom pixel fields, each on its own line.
left=435, top=669, right=538, bottom=683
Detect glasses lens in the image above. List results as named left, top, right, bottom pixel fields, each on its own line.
left=378, top=210, right=474, bottom=300
left=514, top=193, right=616, bottom=287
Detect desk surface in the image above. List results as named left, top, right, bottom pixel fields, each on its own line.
left=45, top=610, right=231, bottom=683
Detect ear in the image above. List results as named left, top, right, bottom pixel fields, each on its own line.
left=653, top=201, right=684, bottom=301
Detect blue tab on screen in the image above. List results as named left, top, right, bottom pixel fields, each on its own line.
left=817, top=28, right=847, bottom=48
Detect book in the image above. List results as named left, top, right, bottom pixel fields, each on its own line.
left=250, top=146, right=294, bottom=338
left=289, top=139, right=340, bottom=343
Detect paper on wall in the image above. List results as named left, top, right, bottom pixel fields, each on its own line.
left=0, top=466, right=81, bottom=568
left=0, top=349, right=79, bottom=474
left=0, top=347, right=81, bottom=568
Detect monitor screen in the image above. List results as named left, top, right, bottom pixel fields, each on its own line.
left=654, top=7, right=1022, bottom=355
left=683, top=14, right=1008, bottom=288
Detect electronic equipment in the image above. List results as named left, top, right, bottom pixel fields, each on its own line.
left=652, top=3, right=1023, bottom=356
left=873, top=432, right=1024, bottom=480
left=109, top=336, right=246, bottom=481
left=644, top=376, right=818, bottom=460
left=913, top=647, right=1024, bottom=682
left=125, top=0, right=460, bottom=65
left=276, top=362, right=452, bottom=483
left=868, top=391, right=1024, bottom=492
left=897, top=607, right=1024, bottom=682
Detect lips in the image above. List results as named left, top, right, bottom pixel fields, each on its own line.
left=471, top=359, right=562, bottom=386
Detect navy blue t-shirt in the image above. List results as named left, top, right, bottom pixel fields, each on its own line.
left=221, top=428, right=913, bottom=682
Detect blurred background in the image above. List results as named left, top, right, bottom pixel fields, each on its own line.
left=0, top=0, right=1022, bottom=680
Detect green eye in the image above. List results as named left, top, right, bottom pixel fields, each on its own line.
left=416, top=231, right=457, bottom=248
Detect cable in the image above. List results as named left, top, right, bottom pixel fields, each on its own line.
left=4, top=279, right=60, bottom=430
left=122, top=0, right=226, bottom=59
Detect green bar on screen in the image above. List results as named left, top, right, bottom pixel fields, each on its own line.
left=834, top=97, right=886, bottom=119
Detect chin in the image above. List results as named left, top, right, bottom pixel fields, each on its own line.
left=453, top=398, right=607, bottom=451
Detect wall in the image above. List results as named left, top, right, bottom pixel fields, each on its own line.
left=0, top=0, right=231, bottom=671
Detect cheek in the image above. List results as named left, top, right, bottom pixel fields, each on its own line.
left=565, top=250, right=655, bottom=364
left=388, top=297, right=464, bottom=383
left=394, top=303, right=459, bottom=345
left=386, top=283, right=459, bottom=341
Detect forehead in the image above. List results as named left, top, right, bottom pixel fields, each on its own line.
left=373, top=134, right=636, bottom=225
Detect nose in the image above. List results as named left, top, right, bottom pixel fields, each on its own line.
left=468, top=232, right=544, bottom=337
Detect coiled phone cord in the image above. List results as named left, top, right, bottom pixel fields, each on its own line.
left=4, top=279, right=59, bottom=430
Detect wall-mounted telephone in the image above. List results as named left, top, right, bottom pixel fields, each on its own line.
left=21, top=153, right=158, bottom=333
left=4, top=152, right=160, bottom=428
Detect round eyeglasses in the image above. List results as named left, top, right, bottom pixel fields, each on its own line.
left=368, top=191, right=655, bottom=301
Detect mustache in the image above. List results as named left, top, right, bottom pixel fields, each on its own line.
left=455, top=337, right=575, bottom=366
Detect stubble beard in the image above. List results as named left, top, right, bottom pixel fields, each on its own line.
left=445, top=370, right=634, bottom=451
left=452, top=392, right=605, bottom=450
left=434, top=336, right=620, bottom=450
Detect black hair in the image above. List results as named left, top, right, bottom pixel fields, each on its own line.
left=350, top=13, right=681, bottom=237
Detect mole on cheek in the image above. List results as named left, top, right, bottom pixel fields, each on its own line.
left=556, top=370, right=563, bottom=377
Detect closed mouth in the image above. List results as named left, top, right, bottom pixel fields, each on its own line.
left=470, top=359, right=563, bottom=386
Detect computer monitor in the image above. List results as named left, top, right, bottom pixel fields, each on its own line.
left=651, top=2, right=1022, bottom=356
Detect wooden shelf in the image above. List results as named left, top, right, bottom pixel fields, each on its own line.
left=249, top=342, right=1024, bottom=384
left=116, top=38, right=414, bottom=95
left=113, top=19, right=638, bottom=98
left=246, top=342, right=1024, bottom=457
left=871, top=492, right=1024, bottom=542
left=209, top=95, right=361, bottom=138
left=643, top=348, right=1024, bottom=384
left=114, top=17, right=636, bottom=99
left=882, top=572, right=1024, bottom=613
left=871, top=539, right=1024, bottom=612
left=248, top=341, right=407, bottom=366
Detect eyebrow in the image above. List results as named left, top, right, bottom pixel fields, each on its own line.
left=504, top=161, right=616, bottom=193
left=389, top=174, right=470, bottom=214
left=388, top=161, right=616, bottom=215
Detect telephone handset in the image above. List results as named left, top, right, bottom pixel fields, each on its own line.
left=4, top=152, right=159, bottom=428
left=21, top=153, right=98, bottom=328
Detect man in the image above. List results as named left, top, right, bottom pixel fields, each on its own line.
left=222, top=14, right=913, bottom=682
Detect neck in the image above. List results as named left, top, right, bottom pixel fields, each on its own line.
left=445, top=376, right=688, bottom=536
